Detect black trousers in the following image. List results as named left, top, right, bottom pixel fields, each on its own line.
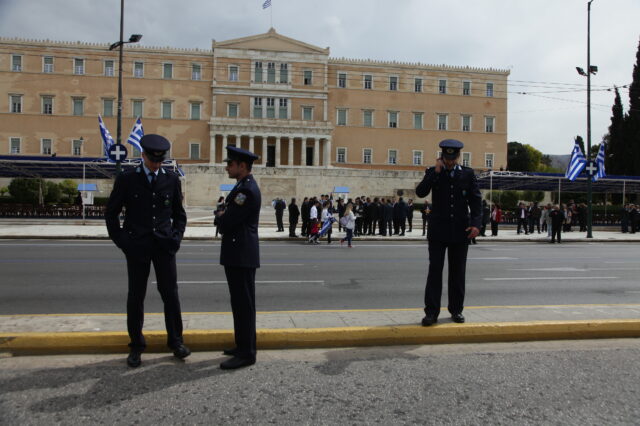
left=424, top=240, right=469, bottom=318
left=369, top=219, right=377, bottom=235
left=407, top=216, right=413, bottom=232
left=275, top=213, right=284, bottom=231
left=289, top=220, right=298, bottom=237
left=301, top=218, right=309, bottom=235
left=422, top=217, right=428, bottom=235
left=491, top=220, right=499, bottom=236
left=551, top=224, right=562, bottom=242
left=517, top=218, right=528, bottom=234
left=385, top=219, right=393, bottom=236
left=125, top=245, right=183, bottom=351
left=224, top=266, right=257, bottom=360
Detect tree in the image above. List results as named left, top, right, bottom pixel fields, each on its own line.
left=58, top=179, right=78, bottom=203
left=575, top=135, right=586, bottom=155
left=44, top=181, right=62, bottom=203
left=507, top=142, right=548, bottom=172
left=8, top=178, right=42, bottom=204
left=605, top=87, right=625, bottom=174
left=627, top=38, right=640, bottom=174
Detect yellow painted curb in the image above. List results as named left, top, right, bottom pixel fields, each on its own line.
left=1, top=320, right=640, bottom=355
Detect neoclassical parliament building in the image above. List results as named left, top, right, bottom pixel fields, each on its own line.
left=1, top=29, right=508, bottom=202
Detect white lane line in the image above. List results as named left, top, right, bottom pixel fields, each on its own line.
left=510, top=267, right=640, bottom=272
left=179, top=263, right=303, bottom=266
left=469, top=257, right=518, bottom=260
left=483, top=276, right=617, bottom=281
left=159, top=280, right=325, bottom=284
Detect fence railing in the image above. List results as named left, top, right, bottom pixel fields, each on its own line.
left=0, top=204, right=106, bottom=218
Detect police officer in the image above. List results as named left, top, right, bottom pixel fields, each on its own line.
left=215, top=146, right=261, bottom=370
left=105, top=134, right=190, bottom=368
left=415, top=139, right=481, bottom=326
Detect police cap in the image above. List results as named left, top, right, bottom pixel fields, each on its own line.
left=140, top=134, right=170, bottom=162
left=224, top=146, right=259, bottom=164
left=438, top=139, right=464, bottom=159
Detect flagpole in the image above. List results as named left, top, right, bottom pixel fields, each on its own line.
left=586, top=0, right=594, bottom=238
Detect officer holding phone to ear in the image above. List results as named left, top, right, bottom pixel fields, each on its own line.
left=415, top=139, right=482, bottom=326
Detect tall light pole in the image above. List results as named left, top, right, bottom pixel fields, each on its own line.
left=109, top=0, right=141, bottom=174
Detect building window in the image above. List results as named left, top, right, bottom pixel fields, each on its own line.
left=266, top=98, right=275, bottom=118
left=161, top=101, right=172, bottom=119
left=72, top=98, right=84, bottom=116
left=190, top=102, right=201, bottom=120
left=72, top=139, right=83, bottom=156
left=363, top=74, right=372, bottom=89
left=74, top=58, right=84, bottom=75
left=337, top=109, right=347, bottom=126
left=10, top=95, right=22, bottom=113
left=42, top=96, right=53, bottom=115
left=43, top=56, right=54, bottom=73
left=463, top=81, right=471, bottom=96
left=279, top=63, right=288, bottom=83
left=388, top=149, right=397, bottom=164
left=414, top=78, right=422, bottom=93
left=363, top=110, right=373, bottom=127
left=134, top=62, right=144, bottom=78
left=42, top=139, right=52, bottom=155
left=413, top=113, right=423, bottom=130
left=462, top=115, right=471, bottom=132
left=132, top=100, right=143, bottom=118
left=163, top=63, right=173, bottom=79
left=389, top=76, right=398, bottom=91
left=337, top=147, right=346, bottom=163
left=189, top=143, right=200, bottom=160
left=413, top=150, right=423, bottom=166
left=12, top=55, right=22, bottom=72
left=438, top=79, right=447, bottom=94
left=363, top=148, right=372, bottom=164
left=192, top=64, right=201, bottom=80
left=253, top=98, right=263, bottom=118
left=437, top=114, right=448, bottom=130
left=228, top=103, right=238, bottom=117
left=485, top=153, right=494, bottom=168
left=338, top=72, right=347, bottom=88
left=102, top=99, right=114, bottom=117
left=486, top=82, right=494, bottom=97
left=104, top=60, right=114, bottom=77
left=254, top=62, right=263, bottom=82
left=229, top=65, right=239, bottom=81
left=278, top=98, right=288, bottom=119
left=266, top=62, right=276, bottom=83
left=302, top=106, right=313, bottom=121
left=388, top=111, right=398, bottom=128
left=462, top=152, right=471, bottom=167
left=485, top=116, right=495, bottom=133
left=303, top=70, right=312, bottom=85
left=10, top=138, right=20, bottom=154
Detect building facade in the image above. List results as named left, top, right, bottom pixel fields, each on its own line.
left=0, top=29, right=509, bottom=172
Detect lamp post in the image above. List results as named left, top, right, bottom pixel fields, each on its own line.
left=576, top=0, right=597, bottom=238
left=109, top=0, right=141, bottom=174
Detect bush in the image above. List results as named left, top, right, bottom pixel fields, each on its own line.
left=8, top=178, right=43, bottom=204
left=58, top=179, right=78, bottom=203
left=44, top=181, right=62, bottom=203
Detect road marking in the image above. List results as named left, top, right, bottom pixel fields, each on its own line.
left=483, top=276, right=617, bottom=281
left=469, top=257, right=518, bottom=260
left=178, top=263, right=303, bottom=267
left=163, top=280, right=325, bottom=284
left=510, top=267, right=640, bottom=272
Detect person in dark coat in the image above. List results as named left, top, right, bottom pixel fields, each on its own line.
left=300, top=197, right=310, bottom=236
left=105, top=134, right=190, bottom=368
left=214, top=196, right=225, bottom=237
left=620, top=204, right=630, bottom=233
left=549, top=204, right=565, bottom=243
left=214, top=146, right=261, bottom=370
left=394, top=197, right=408, bottom=236
left=407, top=199, right=415, bottom=233
left=421, top=202, right=431, bottom=236
left=479, top=200, right=490, bottom=237
left=288, top=198, right=300, bottom=237
left=516, top=202, right=528, bottom=235
left=383, top=199, right=394, bottom=237
left=274, top=198, right=286, bottom=232
left=336, top=198, right=346, bottom=232
left=378, top=198, right=387, bottom=235
left=368, top=197, right=379, bottom=235
left=415, top=139, right=481, bottom=326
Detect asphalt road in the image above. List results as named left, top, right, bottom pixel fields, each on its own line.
left=1, top=339, right=639, bottom=425
left=1, top=240, right=639, bottom=314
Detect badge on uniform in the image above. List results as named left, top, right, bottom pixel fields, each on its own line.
left=164, top=199, right=170, bottom=206
left=234, top=193, right=247, bottom=206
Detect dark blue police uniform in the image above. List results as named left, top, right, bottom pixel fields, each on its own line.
left=415, top=139, right=482, bottom=324
left=105, top=135, right=188, bottom=359
left=216, top=147, right=261, bottom=367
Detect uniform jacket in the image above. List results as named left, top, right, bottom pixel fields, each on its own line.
left=415, top=165, right=482, bottom=242
left=105, top=166, right=186, bottom=257
left=217, top=174, right=261, bottom=268
left=288, top=202, right=300, bottom=223
left=549, top=209, right=565, bottom=227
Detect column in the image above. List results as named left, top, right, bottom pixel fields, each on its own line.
left=249, top=136, right=255, bottom=154
left=222, top=135, right=228, bottom=150
left=234, top=135, right=240, bottom=148
left=288, top=138, right=294, bottom=166
left=209, top=134, right=216, bottom=165
left=324, top=137, right=332, bottom=167
left=262, top=136, right=267, bottom=166
left=275, top=136, right=281, bottom=167
left=301, top=138, right=307, bottom=167
left=313, top=138, right=320, bottom=167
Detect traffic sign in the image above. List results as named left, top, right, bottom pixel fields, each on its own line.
left=108, top=144, right=128, bottom=162
left=585, top=161, right=597, bottom=176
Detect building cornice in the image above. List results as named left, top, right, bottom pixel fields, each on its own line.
left=329, top=57, right=510, bottom=76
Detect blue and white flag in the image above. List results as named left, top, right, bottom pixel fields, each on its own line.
left=127, top=117, right=144, bottom=152
left=565, top=141, right=587, bottom=181
left=98, top=115, right=114, bottom=159
left=593, top=142, right=606, bottom=182
left=262, top=0, right=271, bottom=9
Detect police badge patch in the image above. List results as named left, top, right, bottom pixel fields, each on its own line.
left=234, top=193, right=247, bottom=206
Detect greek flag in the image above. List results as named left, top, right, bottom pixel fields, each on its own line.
left=98, top=115, right=114, bottom=159
left=593, top=142, right=606, bottom=182
left=565, top=141, right=587, bottom=181
left=127, top=117, right=144, bottom=152
left=262, top=0, right=271, bottom=8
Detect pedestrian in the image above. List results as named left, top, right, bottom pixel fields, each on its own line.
left=288, top=197, right=300, bottom=237
left=74, top=190, right=83, bottom=215
left=354, top=198, right=364, bottom=236
left=562, top=204, right=571, bottom=232
left=378, top=198, right=387, bottom=236
left=105, top=134, right=190, bottom=368
left=415, top=139, right=481, bottom=326
left=549, top=204, right=564, bottom=243
left=516, top=202, right=528, bottom=235
left=367, top=197, right=379, bottom=235
left=530, top=202, right=541, bottom=234
left=273, top=197, right=285, bottom=232
left=630, top=204, right=638, bottom=233
left=301, top=197, right=310, bottom=237
left=421, top=202, right=430, bottom=236
left=480, top=200, right=490, bottom=237
left=214, top=146, right=261, bottom=369
left=340, top=202, right=356, bottom=248
left=363, top=197, right=372, bottom=235
left=337, top=198, right=346, bottom=232
left=384, top=199, right=394, bottom=237
left=490, top=203, right=502, bottom=236
left=540, top=204, right=549, bottom=234
left=321, top=201, right=334, bottom=244
left=308, top=200, right=321, bottom=244
left=407, top=199, right=414, bottom=233
left=395, top=197, right=408, bottom=236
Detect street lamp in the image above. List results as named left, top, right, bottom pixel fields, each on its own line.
left=108, top=0, right=142, bottom=174
left=575, top=0, right=597, bottom=238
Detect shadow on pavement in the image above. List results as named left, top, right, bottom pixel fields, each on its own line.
left=314, top=345, right=421, bottom=376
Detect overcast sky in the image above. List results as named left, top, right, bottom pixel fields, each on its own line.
left=1, top=0, right=638, bottom=155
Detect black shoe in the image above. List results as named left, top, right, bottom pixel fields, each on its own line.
left=127, top=350, right=142, bottom=368
left=223, top=348, right=239, bottom=356
left=173, top=344, right=191, bottom=359
left=220, top=356, right=256, bottom=370
left=421, top=315, right=438, bottom=326
left=451, top=313, right=465, bottom=323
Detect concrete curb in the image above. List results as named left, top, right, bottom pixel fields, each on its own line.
left=2, top=319, right=640, bottom=355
